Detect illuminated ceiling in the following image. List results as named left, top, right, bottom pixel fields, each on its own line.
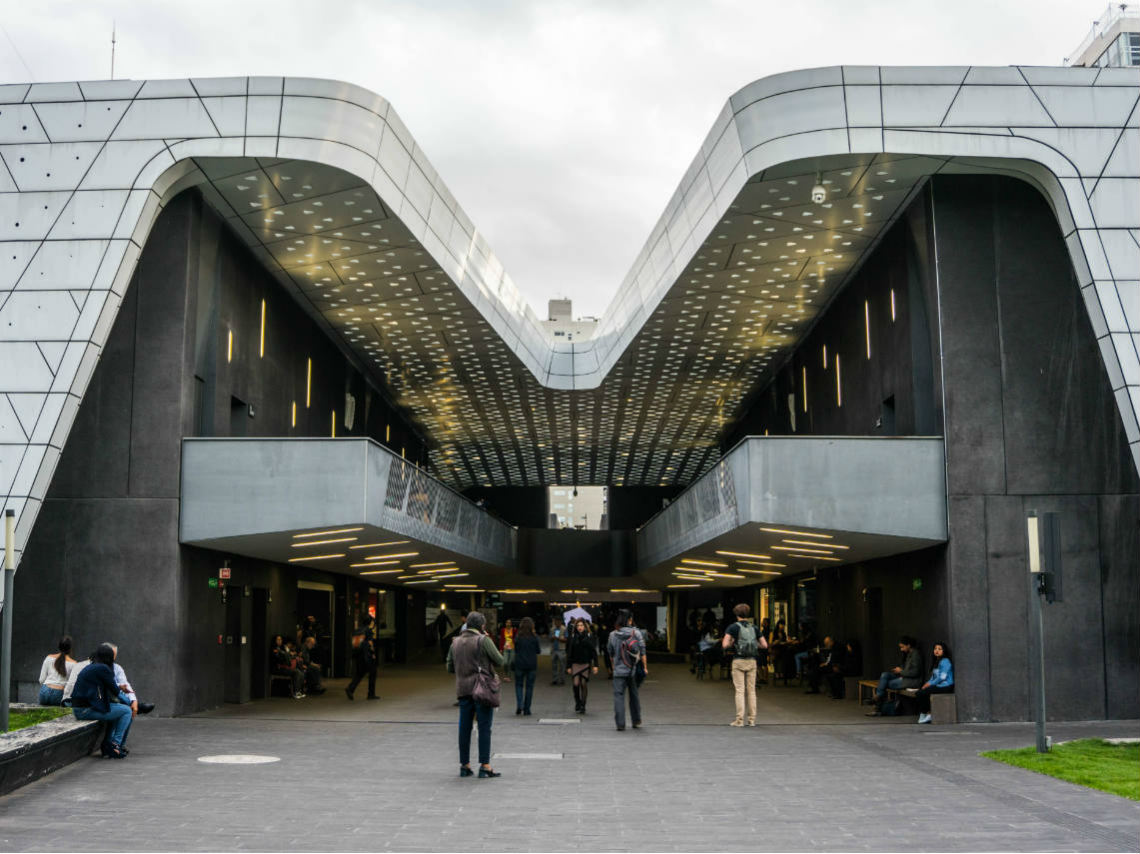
left=192, top=152, right=941, bottom=489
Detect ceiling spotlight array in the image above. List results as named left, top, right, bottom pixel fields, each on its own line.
left=194, top=151, right=941, bottom=491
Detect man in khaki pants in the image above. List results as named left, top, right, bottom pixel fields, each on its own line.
left=722, top=603, right=763, bottom=726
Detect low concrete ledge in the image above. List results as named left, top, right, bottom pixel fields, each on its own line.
left=0, top=705, right=102, bottom=797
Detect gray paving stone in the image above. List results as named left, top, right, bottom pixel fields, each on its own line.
left=1, top=661, right=1137, bottom=851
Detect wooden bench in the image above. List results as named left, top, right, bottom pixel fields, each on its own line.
left=858, top=679, right=896, bottom=705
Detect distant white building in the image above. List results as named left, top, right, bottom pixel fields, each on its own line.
left=1069, top=3, right=1140, bottom=67
left=540, top=299, right=598, bottom=343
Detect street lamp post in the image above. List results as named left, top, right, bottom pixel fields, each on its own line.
left=1026, top=509, right=1062, bottom=754
left=1, top=509, right=15, bottom=732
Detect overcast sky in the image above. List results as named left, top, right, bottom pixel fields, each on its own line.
left=0, top=0, right=1109, bottom=317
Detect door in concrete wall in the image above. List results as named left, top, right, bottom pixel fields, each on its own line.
left=223, top=589, right=252, bottom=703
left=297, top=583, right=335, bottom=676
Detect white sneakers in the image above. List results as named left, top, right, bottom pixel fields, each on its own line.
left=917, top=712, right=932, bottom=724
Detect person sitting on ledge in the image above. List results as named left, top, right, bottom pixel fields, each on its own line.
left=867, top=635, right=923, bottom=716
left=913, top=642, right=954, bottom=724
left=69, top=644, right=133, bottom=759
left=37, top=635, right=76, bottom=706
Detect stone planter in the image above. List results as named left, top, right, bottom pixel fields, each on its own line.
left=0, top=704, right=102, bottom=796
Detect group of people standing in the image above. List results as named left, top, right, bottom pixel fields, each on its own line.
left=36, top=635, right=155, bottom=760
left=446, top=609, right=649, bottom=778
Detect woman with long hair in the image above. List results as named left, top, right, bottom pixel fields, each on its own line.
left=37, top=635, right=76, bottom=706
left=565, top=618, right=598, bottom=714
left=915, top=642, right=954, bottom=724
left=512, top=616, right=541, bottom=715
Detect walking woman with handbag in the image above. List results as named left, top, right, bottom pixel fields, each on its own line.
left=446, top=611, right=506, bottom=778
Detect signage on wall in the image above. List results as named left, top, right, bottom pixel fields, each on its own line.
left=208, top=578, right=219, bottom=589
left=219, top=567, right=231, bottom=580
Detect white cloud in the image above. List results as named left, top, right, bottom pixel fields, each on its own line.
left=0, top=0, right=1104, bottom=316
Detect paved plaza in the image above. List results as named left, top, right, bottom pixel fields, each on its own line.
left=1, top=659, right=1137, bottom=852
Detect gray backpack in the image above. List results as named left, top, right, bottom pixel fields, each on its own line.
left=735, top=623, right=759, bottom=658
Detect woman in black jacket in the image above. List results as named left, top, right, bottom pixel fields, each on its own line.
left=512, top=617, right=541, bottom=716
left=565, top=618, right=598, bottom=714
left=70, top=644, right=133, bottom=759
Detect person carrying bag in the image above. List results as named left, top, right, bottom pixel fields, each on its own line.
left=446, top=612, right=506, bottom=778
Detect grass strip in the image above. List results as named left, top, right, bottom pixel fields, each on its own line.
left=981, top=738, right=1139, bottom=801
left=6, top=707, right=71, bottom=732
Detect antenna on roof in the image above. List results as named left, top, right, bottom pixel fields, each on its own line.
left=110, top=21, right=116, bottom=80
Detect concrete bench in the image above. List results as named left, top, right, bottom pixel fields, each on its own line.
left=931, top=692, right=957, bottom=724
left=0, top=706, right=102, bottom=797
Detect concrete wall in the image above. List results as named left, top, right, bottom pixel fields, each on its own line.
left=13, top=190, right=426, bottom=714
left=933, top=176, right=1138, bottom=722
left=729, top=175, right=1138, bottom=721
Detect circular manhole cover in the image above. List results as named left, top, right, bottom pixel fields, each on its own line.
left=197, top=754, right=281, bottom=765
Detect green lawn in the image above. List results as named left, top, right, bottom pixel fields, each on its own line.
left=6, top=707, right=71, bottom=732
left=982, top=739, right=1140, bottom=801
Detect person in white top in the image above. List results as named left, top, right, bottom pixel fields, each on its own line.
left=62, top=642, right=155, bottom=716
left=38, top=635, right=77, bottom=705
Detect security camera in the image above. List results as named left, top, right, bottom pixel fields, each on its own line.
left=811, top=183, right=827, bottom=204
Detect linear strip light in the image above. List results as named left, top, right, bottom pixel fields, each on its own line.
left=404, top=578, right=438, bottom=585
left=738, top=569, right=781, bottom=576
left=364, top=560, right=401, bottom=567
left=737, top=560, right=787, bottom=568
left=259, top=299, right=266, bottom=358
left=836, top=353, right=842, bottom=407
left=291, top=401, right=296, bottom=428
left=704, top=572, right=746, bottom=579
left=668, top=584, right=701, bottom=588
left=365, top=552, right=419, bottom=560
left=716, top=551, right=772, bottom=560
left=802, top=366, right=807, bottom=413
left=418, top=567, right=462, bottom=575
left=786, top=553, right=843, bottom=562
left=864, top=300, right=871, bottom=359
left=432, top=572, right=469, bottom=580
left=610, top=589, right=650, bottom=594
left=759, top=527, right=832, bottom=539
left=494, top=589, right=545, bottom=595
left=680, top=558, right=729, bottom=567
left=673, top=574, right=710, bottom=582
left=350, top=541, right=410, bottom=550
left=358, top=568, right=403, bottom=575
left=409, top=561, right=455, bottom=569
left=287, top=554, right=344, bottom=562
left=783, top=539, right=849, bottom=550
left=306, top=358, right=312, bottom=407
left=560, top=589, right=590, bottom=594
left=771, top=546, right=835, bottom=555
left=290, top=537, right=357, bottom=548
left=890, top=289, right=897, bottom=322
left=293, top=527, right=364, bottom=539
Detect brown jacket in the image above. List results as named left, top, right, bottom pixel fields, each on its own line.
left=447, top=629, right=505, bottom=698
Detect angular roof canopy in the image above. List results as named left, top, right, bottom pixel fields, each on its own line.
left=0, top=67, right=1136, bottom=563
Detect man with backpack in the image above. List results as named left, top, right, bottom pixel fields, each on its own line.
left=722, top=603, right=765, bottom=727
left=607, top=610, right=647, bottom=731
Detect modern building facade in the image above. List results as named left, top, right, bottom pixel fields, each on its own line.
left=1, top=63, right=1137, bottom=721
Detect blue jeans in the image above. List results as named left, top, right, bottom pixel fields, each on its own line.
left=514, top=668, right=536, bottom=712
left=74, top=702, right=133, bottom=748
left=794, top=651, right=810, bottom=675
left=38, top=685, right=64, bottom=706
left=613, top=672, right=641, bottom=729
left=875, top=671, right=903, bottom=698
left=457, top=696, right=494, bottom=767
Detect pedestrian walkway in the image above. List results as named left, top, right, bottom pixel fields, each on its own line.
left=1, top=659, right=1137, bottom=852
